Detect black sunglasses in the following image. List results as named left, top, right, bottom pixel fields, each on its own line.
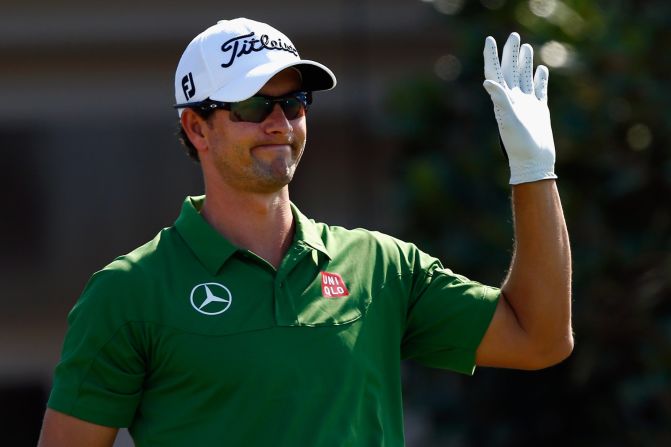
left=174, top=91, right=312, bottom=123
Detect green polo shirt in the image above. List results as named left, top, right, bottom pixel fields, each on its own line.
left=48, top=196, right=499, bottom=446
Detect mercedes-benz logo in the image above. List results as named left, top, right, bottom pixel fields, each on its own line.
left=190, top=283, right=232, bottom=315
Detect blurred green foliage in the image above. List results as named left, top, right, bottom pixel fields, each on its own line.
left=387, top=0, right=670, bottom=445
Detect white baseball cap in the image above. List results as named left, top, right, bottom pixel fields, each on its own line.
left=174, top=18, right=337, bottom=116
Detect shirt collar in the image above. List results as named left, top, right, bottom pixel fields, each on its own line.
left=175, top=196, right=330, bottom=275
left=175, top=196, right=238, bottom=275
left=290, top=202, right=331, bottom=260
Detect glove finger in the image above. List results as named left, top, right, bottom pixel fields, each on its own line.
left=483, top=80, right=512, bottom=108
left=501, top=32, right=520, bottom=89
left=533, top=64, right=549, bottom=102
left=483, top=36, right=505, bottom=85
left=518, top=43, right=534, bottom=94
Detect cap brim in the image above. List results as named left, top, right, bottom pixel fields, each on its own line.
left=208, top=59, right=336, bottom=102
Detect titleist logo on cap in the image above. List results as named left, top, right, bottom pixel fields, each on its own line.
left=221, top=32, right=299, bottom=68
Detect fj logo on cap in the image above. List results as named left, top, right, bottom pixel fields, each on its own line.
left=190, top=282, right=232, bottom=315
left=321, top=272, right=349, bottom=298
left=181, top=72, right=196, bottom=101
left=221, top=32, right=298, bottom=68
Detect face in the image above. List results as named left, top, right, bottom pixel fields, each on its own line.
left=200, top=68, right=307, bottom=194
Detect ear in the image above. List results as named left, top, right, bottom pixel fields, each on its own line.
left=180, top=109, right=210, bottom=155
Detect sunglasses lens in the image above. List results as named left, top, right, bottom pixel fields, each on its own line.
left=228, top=93, right=309, bottom=123
left=229, top=97, right=272, bottom=123
left=280, top=98, right=304, bottom=120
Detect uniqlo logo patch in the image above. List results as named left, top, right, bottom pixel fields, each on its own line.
left=321, top=271, right=349, bottom=298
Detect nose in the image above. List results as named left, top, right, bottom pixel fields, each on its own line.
left=261, top=104, right=293, bottom=135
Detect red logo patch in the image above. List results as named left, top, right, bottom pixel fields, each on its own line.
left=321, top=271, right=349, bottom=298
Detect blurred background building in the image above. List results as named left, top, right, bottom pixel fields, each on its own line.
left=1, top=0, right=669, bottom=446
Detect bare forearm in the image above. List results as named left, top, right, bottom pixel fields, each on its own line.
left=502, top=179, right=573, bottom=359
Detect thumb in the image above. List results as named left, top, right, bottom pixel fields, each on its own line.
left=483, top=80, right=511, bottom=108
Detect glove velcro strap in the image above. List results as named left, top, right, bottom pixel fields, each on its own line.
left=509, top=165, right=557, bottom=185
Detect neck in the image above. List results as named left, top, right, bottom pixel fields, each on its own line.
left=200, top=186, right=294, bottom=269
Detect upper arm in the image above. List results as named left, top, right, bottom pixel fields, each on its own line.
left=475, top=291, right=569, bottom=370
left=38, top=408, right=119, bottom=447
left=475, top=291, right=533, bottom=368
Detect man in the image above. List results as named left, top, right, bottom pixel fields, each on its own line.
left=39, top=18, right=572, bottom=446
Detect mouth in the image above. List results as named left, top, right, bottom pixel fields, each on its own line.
left=250, top=144, right=295, bottom=162
left=252, top=143, right=293, bottom=152
left=255, top=143, right=290, bottom=148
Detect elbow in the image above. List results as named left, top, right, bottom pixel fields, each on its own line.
left=525, top=333, right=574, bottom=370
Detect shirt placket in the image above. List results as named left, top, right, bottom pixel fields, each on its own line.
left=274, top=243, right=313, bottom=326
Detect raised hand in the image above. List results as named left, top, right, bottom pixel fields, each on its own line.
left=483, top=32, right=558, bottom=185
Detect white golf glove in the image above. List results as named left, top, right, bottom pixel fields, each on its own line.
left=483, top=32, right=558, bottom=185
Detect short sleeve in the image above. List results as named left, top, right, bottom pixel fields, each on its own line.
left=401, top=259, right=500, bottom=375
left=47, top=269, right=147, bottom=427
